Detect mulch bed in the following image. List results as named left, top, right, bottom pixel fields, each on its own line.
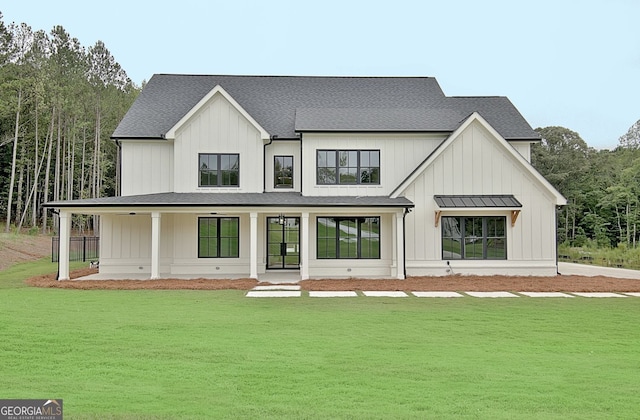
left=24, top=267, right=640, bottom=292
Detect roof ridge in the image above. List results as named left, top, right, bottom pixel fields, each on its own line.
left=154, top=74, right=437, bottom=79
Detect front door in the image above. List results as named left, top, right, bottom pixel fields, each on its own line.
left=267, top=216, right=300, bottom=269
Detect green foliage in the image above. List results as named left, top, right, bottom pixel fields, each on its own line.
left=534, top=126, right=640, bottom=249
left=0, top=15, right=140, bottom=231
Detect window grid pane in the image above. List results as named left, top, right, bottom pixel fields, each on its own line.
left=441, top=216, right=506, bottom=260
left=316, top=216, right=380, bottom=259
left=199, top=154, right=239, bottom=187
left=198, top=217, right=239, bottom=258
left=316, top=150, right=380, bottom=185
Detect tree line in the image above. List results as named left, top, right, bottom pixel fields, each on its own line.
left=533, top=124, right=640, bottom=249
left=0, top=12, right=139, bottom=234
left=1, top=13, right=639, bottom=250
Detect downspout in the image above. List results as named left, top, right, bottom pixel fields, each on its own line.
left=263, top=136, right=274, bottom=192
left=403, top=207, right=412, bottom=278
left=114, top=139, right=122, bottom=196
left=555, top=205, right=561, bottom=275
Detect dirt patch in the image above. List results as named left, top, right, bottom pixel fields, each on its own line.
left=23, top=268, right=640, bottom=292
left=0, top=233, right=52, bottom=271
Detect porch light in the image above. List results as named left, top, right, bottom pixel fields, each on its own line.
left=278, top=214, right=285, bottom=225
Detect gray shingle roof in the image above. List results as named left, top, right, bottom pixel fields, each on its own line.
left=112, top=75, right=539, bottom=140
left=434, top=195, right=522, bottom=208
left=43, top=192, right=414, bottom=209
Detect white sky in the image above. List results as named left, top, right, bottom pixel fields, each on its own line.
left=2, top=0, right=639, bottom=149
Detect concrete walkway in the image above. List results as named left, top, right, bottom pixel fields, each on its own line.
left=558, top=262, right=640, bottom=280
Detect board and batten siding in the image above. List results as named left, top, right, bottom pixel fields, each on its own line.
left=264, top=140, right=301, bottom=192
left=301, top=133, right=446, bottom=196
left=401, top=120, right=558, bottom=276
left=172, top=93, right=264, bottom=193
left=121, top=141, right=174, bottom=196
left=99, top=214, right=173, bottom=275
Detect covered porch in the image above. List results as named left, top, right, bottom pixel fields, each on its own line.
left=46, top=192, right=413, bottom=282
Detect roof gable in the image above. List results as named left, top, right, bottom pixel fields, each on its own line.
left=390, top=112, right=566, bottom=205
left=164, top=85, right=269, bottom=140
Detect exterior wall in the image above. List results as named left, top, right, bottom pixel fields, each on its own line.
left=402, top=120, right=558, bottom=276
left=508, top=141, right=533, bottom=162
left=301, top=133, right=446, bottom=196
left=264, top=140, right=301, bottom=192
left=121, top=141, right=174, bottom=196
left=173, top=93, right=264, bottom=193
left=99, top=213, right=174, bottom=275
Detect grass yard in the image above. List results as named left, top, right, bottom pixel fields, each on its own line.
left=1, top=260, right=639, bottom=418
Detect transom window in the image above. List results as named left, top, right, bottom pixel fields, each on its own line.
left=317, top=217, right=380, bottom=259
left=274, top=155, right=293, bottom=188
left=199, top=153, right=239, bottom=187
left=317, top=150, right=380, bottom=185
left=198, top=217, right=239, bottom=258
left=441, top=216, right=506, bottom=260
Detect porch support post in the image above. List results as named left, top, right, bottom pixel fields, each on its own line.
left=150, top=211, right=161, bottom=279
left=301, top=211, right=309, bottom=280
left=250, top=212, right=258, bottom=279
left=58, top=210, right=72, bottom=280
left=395, top=211, right=405, bottom=279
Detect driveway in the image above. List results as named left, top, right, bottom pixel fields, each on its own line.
left=558, top=262, right=640, bottom=280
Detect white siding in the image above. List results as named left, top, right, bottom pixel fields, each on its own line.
left=264, top=140, right=301, bottom=192
left=121, top=141, right=174, bottom=196
left=301, top=133, right=445, bottom=196
left=173, top=93, right=264, bottom=193
left=402, top=120, right=558, bottom=276
left=509, top=141, right=533, bottom=162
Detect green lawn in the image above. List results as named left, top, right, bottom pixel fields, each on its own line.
left=1, top=260, right=639, bottom=418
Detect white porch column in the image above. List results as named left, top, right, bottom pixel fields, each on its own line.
left=395, top=211, right=405, bottom=280
left=249, top=212, right=258, bottom=279
left=301, top=211, right=310, bottom=280
left=150, top=211, right=161, bottom=279
left=58, top=210, right=72, bottom=280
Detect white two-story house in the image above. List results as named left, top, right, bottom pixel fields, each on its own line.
left=46, top=75, right=566, bottom=281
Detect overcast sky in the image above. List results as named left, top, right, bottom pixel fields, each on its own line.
left=2, top=0, right=639, bottom=149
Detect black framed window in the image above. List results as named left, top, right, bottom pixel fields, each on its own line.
left=317, top=150, right=380, bottom=185
left=441, top=216, right=506, bottom=260
left=199, top=153, right=239, bottom=187
left=198, top=217, right=239, bottom=258
left=317, top=217, right=380, bottom=259
left=274, top=155, right=293, bottom=188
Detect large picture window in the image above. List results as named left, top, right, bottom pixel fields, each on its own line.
left=198, top=217, right=239, bottom=258
left=441, top=216, right=506, bottom=260
left=317, top=217, right=380, bottom=259
left=317, top=150, right=380, bottom=185
left=199, top=153, right=239, bottom=187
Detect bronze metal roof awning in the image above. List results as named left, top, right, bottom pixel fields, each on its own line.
left=433, top=195, right=522, bottom=227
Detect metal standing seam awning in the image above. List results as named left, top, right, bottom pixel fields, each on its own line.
left=433, top=195, right=522, bottom=227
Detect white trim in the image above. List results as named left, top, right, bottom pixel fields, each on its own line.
left=301, top=212, right=310, bottom=280
left=249, top=212, right=258, bottom=279
left=58, top=210, right=71, bottom=280
left=390, top=112, right=567, bottom=205
left=164, top=85, right=270, bottom=140
left=150, top=211, right=161, bottom=279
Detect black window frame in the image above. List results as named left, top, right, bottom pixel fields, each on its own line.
left=198, top=217, right=240, bottom=258
left=316, top=216, right=380, bottom=259
left=441, top=216, right=506, bottom=260
left=316, top=150, right=380, bottom=185
left=198, top=153, right=240, bottom=187
left=274, top=155, right=294, bottom=189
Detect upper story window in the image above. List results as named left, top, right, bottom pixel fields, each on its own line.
left=274, top=155, right=293, bottom=189
left=199, top=153, right=239, bottom=187
left=317, top=150, right=380, bottom=185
